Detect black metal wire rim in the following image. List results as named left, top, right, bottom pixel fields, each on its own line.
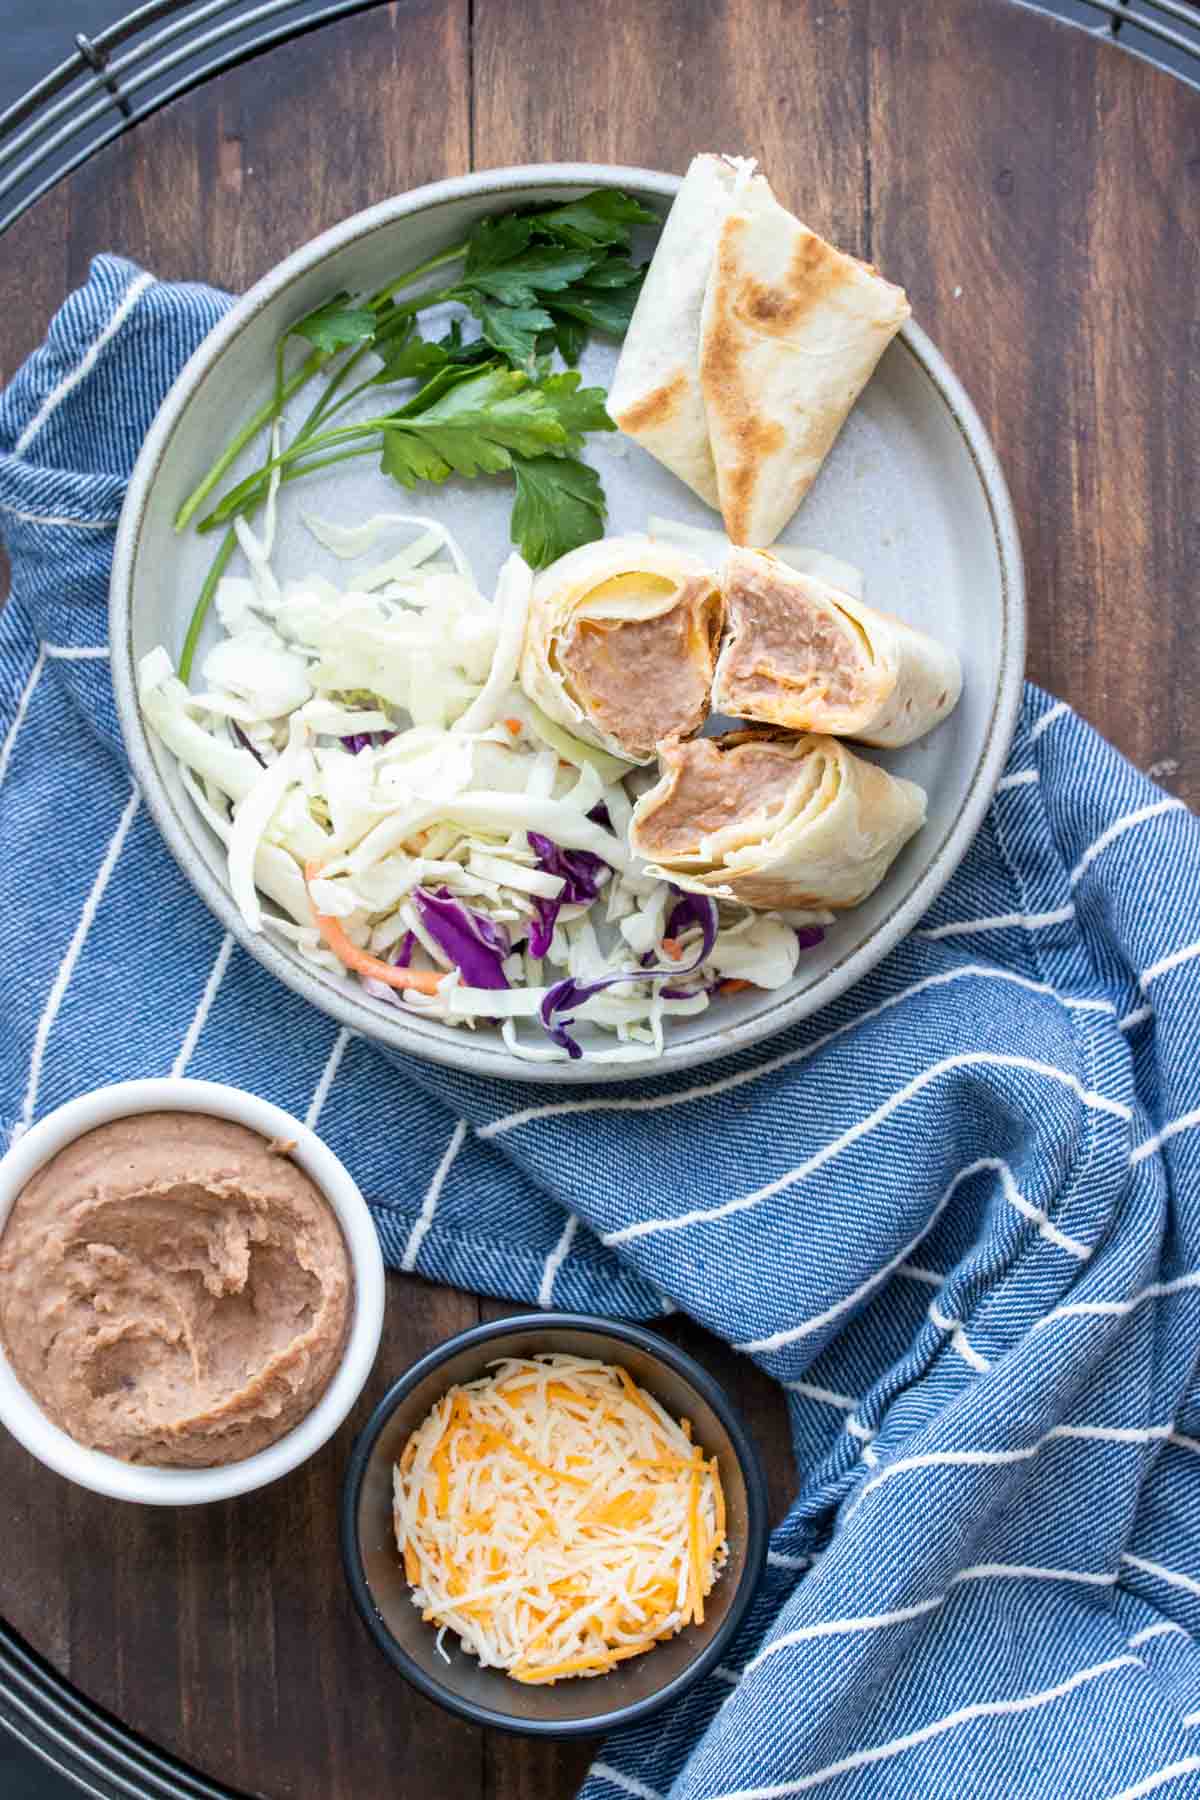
left=0, top=0, right=394, bottom=236
left=0, top=1621, right=241, bottom=1799
left=0, top=0, right=1197, bottom=1790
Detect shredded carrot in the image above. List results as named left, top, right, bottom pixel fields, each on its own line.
left=513, top=1642, right=655, bottom=1683
left=616, top=1366, right=660, bottom=1424
left=479, top=1424, right=589, bottom=1489
left=720, top=978, right=754, bottom=995
left=504, top=716, right=522, bottom=735
left=433, top=1442, right=450, bottom=1517
left=661, top=937, right=684, bottom=961
left=631, top=1455, right=700, bottom=1472
left=688, top=1452, right=705, bottom=1626
left=403, top=1539, right=419, bottom=1584
left=304, top=862, right=443, bottom=994
left=711, top=1456, right=726, bottom=1547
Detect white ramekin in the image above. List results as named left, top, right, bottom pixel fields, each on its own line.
left=0, top=1079, right=385, bottom=1505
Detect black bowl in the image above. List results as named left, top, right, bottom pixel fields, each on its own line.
left=340, top=1312, right=769, bottom=1737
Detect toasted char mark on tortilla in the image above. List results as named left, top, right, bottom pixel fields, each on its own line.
left=633, top=735, right=803, bottom=858
left=733, top=228, right=855, bottom=336
left=612, top=367, right=692, bottom=436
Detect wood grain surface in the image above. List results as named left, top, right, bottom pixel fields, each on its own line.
left=1, top=1, right=1198, bottom=1795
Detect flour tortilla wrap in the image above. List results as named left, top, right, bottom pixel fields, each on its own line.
left=629, top=729, right=927, bottom=910
left=700, top=185, right=911, bottom=546
left=607, top=155, right=767, bottom=509
left=518, top=536, right=723, bottom=765
left=713, top=548, right=961, bottom=748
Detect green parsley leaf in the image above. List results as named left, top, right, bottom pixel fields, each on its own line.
left=530, top=190, right=658, bottom=250
left=545, top=314, right=588, bottom=365
left=381, top=367, right=567, bottom=483
left=437, top=319, right=498, bottom=366
left=371, top=333, right=451, bottom=386
left=510, top=455, right=607, bottom=566
left=533, top=372, right=615, bottom=452
left=291, top=294, right=377, bottom=354
left=453, top=246, right=598, bottom=309
left=463, top=295, right=555, bottom=367
left=464, top=214, right=535, bottom=277
left=548, top=283, right=644, bottom=339
left=379, top=433, right=454, bottom=488
left=567, top=254, right=645, bottom=289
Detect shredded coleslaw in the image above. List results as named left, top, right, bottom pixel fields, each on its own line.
left=139, top=513, right=829, bottom=1061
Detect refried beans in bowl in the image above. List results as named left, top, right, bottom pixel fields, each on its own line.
left=0, top=1112, right=351, bottom=1468
left=0, top=1079, right=384, bottom=1504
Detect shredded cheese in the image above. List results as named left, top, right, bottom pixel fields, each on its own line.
left=393, top=1354, right=728, bottom=1683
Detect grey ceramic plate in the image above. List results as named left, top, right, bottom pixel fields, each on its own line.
left=110, top=163, right=1025, bottom=1085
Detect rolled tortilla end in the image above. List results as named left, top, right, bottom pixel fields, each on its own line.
left=713, top=548, right=962, bottom=748
left=519, top=535, right=724, bottom=765
left=630, top=729, right=927, bottom=911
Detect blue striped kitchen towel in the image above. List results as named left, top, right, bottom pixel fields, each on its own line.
left=3, top=256, right=1200, bottom=1800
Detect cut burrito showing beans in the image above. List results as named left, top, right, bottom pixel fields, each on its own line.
left=519, top=535, right=724, bottom=765
left=713, top=548, right=962, bottom=748
left=630, top=729, right=927, bottom=911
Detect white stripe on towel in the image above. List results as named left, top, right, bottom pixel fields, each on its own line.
left=1031, top=700, right=1070, bottom=740
left=708, top=1655, right=1138, bottom=1798
left=0, top=506, right=121, bottom=529
left=305, top=1026, right=349, bottom=1130
left=1037, top=1270, right=1200, bottom=1330
left=589, top=1764, right=665, bottom=1800
left=1102, top=1756, right=1200, bottom=1800
left=929, top=1303, right=991, bottom=1373
left=1131, top=1109, right=1200, bottom=1166
left=787, top=1381, right=857, bottom=1410
left=538, top=1213, right=579, bottom=1308
left=918, top=905, right=1075, bottom=941
left=17, top=786, right=140, bottom=1136
left=170, top=931, right=234, bottom=1077
left=480, top=966, right=1115, bottom=1139
left=15, top=270, right=155, bottom=454
left=0, top=646, right=45, bottom=797
left=996, top=769, right=1040, bottom=791
left=1070, top=799, right=1185, bottom=887
left=1140, top=942, right=1200, bottom=990
left=43, top=642, right=111, bottom=660
left=401, top=1119, right=468, bottom=1273
left=1127, top=1622, right=1190, bottom=1649
left=599, top=1061, right=1126, bottom=1305
left=1121, top=1554, right=1200, bottom=1600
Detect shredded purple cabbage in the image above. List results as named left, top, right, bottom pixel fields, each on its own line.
left=587, top=801, right=613, bottom=830
left=394, top=931, right=416, bottom=968
left=540, top=890, right=719, bottom=1058
left=525, top=833, right=610, bottom=959
left=413, top=888, right=510, bottom=990
left=341, top=729, right=396, bottom=755
left=795, top=925, right=826, bottom=951
left=230, top=721, right=266, bottom=768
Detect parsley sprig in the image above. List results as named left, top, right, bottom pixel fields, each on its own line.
left=175, top=191, right=655, bottom=678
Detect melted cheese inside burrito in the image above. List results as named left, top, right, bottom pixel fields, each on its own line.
left=713, top=548, right=962, bottom=747
left=519, top=537, right=723, bottom=764
left=630, top=729, right=927, bottom=910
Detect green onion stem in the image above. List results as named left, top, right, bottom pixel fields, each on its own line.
left=178, top=528, right=238, bottom=682
left=174, top=348, right=327, bottom=532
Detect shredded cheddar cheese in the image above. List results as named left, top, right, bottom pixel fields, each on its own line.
left=393, top=1355, right=728, bottom=1683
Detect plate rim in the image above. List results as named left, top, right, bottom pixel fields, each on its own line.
left=109, top=160, right=1026, bottom=1086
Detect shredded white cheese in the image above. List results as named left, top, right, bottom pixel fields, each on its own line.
left=393, top=1354, right=728, bottom=1683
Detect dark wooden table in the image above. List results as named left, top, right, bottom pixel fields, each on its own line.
left=1, top=2, right=1198, bottom=1795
